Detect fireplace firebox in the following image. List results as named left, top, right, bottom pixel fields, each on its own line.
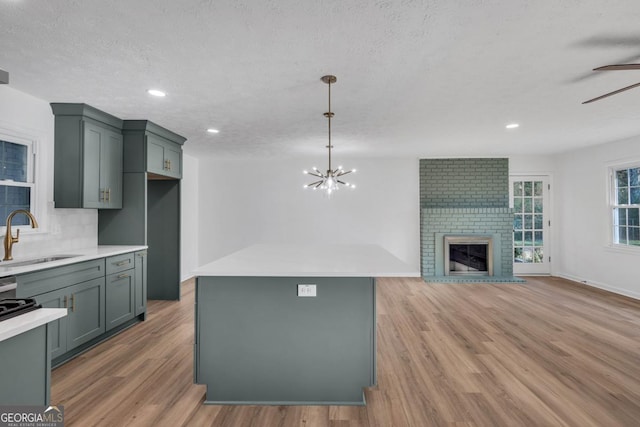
left=444, top=236, right=493, bottom=276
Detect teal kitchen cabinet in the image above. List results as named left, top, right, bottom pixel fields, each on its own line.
left=14, top=251, right=146, bottom=366
left=0, top=325, right=51, bottom=405
left=105, top=253, right=135, bottom=331
left=99, top=120, right=185, bottom=301
left=34, top=287, right=68, bottom=360
left=33, top=277, right=105, bottom=355
left=122, top=120, right=185, bottom=179
left=134, top=250, right=147, bottom=315
left=147, top=134, right=182, bottom=178
left=65, top=277, right=106, bottom=350
left=16, top=259, right=105, bottom=360
left=105, top=271, right=134, bottom=331
left=51, top=103, right=124, bottom=209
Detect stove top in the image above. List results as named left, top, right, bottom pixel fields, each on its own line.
left=0, top=298, right=41, bottom=321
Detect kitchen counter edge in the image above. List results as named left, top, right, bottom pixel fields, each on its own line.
left=0, top=308, right=67, bottom=342
left=0, top=245, right=148, bottom=277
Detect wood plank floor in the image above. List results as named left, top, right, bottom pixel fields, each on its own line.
left=51, top=276, right=640, bottom=426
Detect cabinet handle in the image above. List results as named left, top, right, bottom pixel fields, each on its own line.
left=107, top=188, right=111, bottom=202
left=99, top=189, right=105, bottom=201
left=63, top=295, right=68, bottom=309
left=115, top=260, right=129, bottom=266
left=70, top=294, right=76, bottom=312
left=168, top=159, right=172, bottom=170
left=116, top=273, right=129, bottom=280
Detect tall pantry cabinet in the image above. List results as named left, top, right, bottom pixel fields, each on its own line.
left=98, top=120, right=185, bottom=300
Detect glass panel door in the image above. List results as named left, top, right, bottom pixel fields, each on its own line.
left=510, top=176, right=551, bottom=275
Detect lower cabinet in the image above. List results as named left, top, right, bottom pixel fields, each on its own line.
left=66, top=277, right=106, bottom=349
left=20, top=250, right=146, bottom=364
left=0, top=325, right=51, bottom=405
left=33, top=277, right=105, bottom=357
left=35, top=288, right=68, bottom=360
left=106, top=270, right=135, bottom=331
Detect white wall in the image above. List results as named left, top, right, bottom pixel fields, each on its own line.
left=197, top=156, right=420, bottom=270
left=180, top=153, right=199, bottom=279
left=5, top=83, right=629, bottom=298
left=0, top=86, right=97, bottom=258
left=554, top=136, right=640, bottom=299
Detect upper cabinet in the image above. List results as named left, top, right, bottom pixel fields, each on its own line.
left=51, top=103, right=123, bottom=209
left=122, top=120, right=185, bottom=179
left=147, top=134, right=182, bottom=178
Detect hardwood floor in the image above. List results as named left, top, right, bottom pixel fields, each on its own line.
left=51, top=276, right=640, bottom=426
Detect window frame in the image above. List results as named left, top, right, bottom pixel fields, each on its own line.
left=609, top=161, right=640, bottom=251
left=0, top=130, right=38, bottom=235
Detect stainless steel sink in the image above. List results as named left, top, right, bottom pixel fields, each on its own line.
left=4, top=255, right=79, bottom=267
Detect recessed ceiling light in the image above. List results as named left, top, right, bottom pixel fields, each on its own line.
left=505, top=123, right=519, bottom=129
left=206, top=128, right=219, bottom=134
left=147, top=89, right=166, bottom=97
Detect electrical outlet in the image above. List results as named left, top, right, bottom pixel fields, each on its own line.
left=297, top=284, right=317, bottom=297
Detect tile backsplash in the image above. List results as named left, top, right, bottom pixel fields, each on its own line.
left=3, top=205, right=97, bottom=259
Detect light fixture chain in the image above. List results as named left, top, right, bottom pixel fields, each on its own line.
left=327, top=78, right=332, bottom=172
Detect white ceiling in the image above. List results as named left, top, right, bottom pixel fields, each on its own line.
left=2, top=0, right=640, bottom=159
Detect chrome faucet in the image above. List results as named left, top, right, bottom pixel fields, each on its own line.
left=3, top=209, right=38, bottom=261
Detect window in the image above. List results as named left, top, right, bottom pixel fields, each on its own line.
left=0, top=136, right=35, bottom=227
left=612, top=165, right=640, bottom=247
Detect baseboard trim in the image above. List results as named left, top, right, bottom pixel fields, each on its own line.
left=181, top=273, right=195, bottom=282
left=555, top=272, right=640, bottom=301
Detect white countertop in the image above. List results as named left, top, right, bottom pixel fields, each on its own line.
left=0, top=308, right=67, bottom=342
left=0, top=245, right=147, bottom=277
left=194, top=244, right=420, bottom=277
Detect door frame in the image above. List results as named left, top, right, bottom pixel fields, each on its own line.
left=509, top=174, right=553, bottom=275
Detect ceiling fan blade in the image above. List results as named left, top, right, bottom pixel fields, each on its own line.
left=594, top=64, right=640, bottom=71
left=582, top=81, right=640, bottom=104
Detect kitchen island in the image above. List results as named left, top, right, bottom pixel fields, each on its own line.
left=0, top=308, right=67, bottom=405
left=193, top=244, right=418, bottom=405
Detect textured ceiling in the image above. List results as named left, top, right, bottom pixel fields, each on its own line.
left=2, top=0, right=640, bottom=159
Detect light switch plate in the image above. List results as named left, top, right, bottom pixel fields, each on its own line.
left=297, top=284, right=317, bottom=297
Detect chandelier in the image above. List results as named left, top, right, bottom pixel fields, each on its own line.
left=303, top=75, right=356, bottom=196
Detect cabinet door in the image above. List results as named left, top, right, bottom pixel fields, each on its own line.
left=146, top=134, right=182, bottom=178
left=67, top=277, right=105, bottom=351
left=146, top=135, right=166, bottom=175
left=81, top=121, right=123, bottom=209
left=101, top=129, right=123, bottom=209
left=135, top=251, right=147, bottom=315
left=82, top=121, right=103, bottom=208
left=164, top=144, right=182, bottom=179
left=33, top=288, right=69, bottom=359
left=105, top=271, right=135, bottom=331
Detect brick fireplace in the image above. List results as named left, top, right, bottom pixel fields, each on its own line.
left=420, top=158, right=523, bottom=282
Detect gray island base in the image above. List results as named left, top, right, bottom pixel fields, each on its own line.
left=193, top=244, right=419, bottom=406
